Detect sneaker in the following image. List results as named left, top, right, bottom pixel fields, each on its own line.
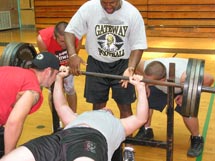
left=134, top=126, right=154, bottom=140
left=123, top=147, right=135, bottom=161
left=187, top=135, right=204, bottom=157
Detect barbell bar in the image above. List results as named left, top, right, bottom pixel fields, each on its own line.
left=80, top=58, right=215, bottom=117
left=79, top=71, right=215, bottom=94
left=80, top=70, right=182, bottom=87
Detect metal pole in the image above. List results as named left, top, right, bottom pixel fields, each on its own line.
left=166, top=63, right=175, bottom=161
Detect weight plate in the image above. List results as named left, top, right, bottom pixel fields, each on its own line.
left=181, top=58, right=205, bottom=117
left=190, top=59, right=204, bottom=117
left=0, top=42, right=37, bottom=67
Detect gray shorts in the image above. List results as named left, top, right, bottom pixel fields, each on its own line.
left=63, top=74, right=75, bottom=95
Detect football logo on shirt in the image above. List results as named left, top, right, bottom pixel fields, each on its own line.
left=98, top=33, right=123, bottom=52
left=95, top=24, right=128, bottom=58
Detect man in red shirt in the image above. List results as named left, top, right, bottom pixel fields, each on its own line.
left=0, top=52, right=60, bottom=157
left=37, top=21, right=81, bottom=112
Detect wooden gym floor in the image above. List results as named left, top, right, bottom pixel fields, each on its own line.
left=0, top=28, right=215, bottom=161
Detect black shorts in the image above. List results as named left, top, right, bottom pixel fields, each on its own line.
left=148, top=86, right=182, bottom=115
left=23, top=127, right=108, bottom=161
left=0, top=126, right=4, bottom=158
left=84, top=56, right=136, bottom=104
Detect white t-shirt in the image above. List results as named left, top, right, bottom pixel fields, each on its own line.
left=65, top=0, right=147, bottom=63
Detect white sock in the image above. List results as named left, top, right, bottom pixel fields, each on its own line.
left=145, top=126, right=151, bottom=130
left=124, top=147, right=134, bottom=151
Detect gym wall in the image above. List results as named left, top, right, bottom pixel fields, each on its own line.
left=33, top=0, right=215, bottom=38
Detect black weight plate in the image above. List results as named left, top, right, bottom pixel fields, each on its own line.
left=190, top=59, right=204, bottom=117
left=181, top=58, right=205, bottom=117
left=187, top=59, right=197, bottom=115
left=0, top=42, right=37, bottom=67
left=0, top=43, right=15, bottom=66
left=182, top=58, right=195, bottom=116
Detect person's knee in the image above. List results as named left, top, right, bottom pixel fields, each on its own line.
left=93, top=102, right=107, bottom=110
left=117, top=104, right=132, bottom=118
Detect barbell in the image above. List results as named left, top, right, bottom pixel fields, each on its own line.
left=80, top=58, right=215, bottom=117
left=1, top=42, right=214, bottom=117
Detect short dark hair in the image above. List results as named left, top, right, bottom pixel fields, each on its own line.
left=144, top=61, right=166, bottom=80
left=54, top=21, right=68, bottom=37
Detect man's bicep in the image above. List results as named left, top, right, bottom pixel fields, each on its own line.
left=28, top=90, right=40, bottom=106
left=8, top=91, right=37, bottom=123
left=121, top=116, right=142, bottom=136
left=37, top=35, right=48, bottom=52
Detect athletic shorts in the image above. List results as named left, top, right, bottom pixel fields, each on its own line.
left=148, top=86, right=183, bottom=115
left=0, top=126, right=4, bottom=158
left=22, top=127, right=107, bottom=161
left=63, top=74, right=75, bottom=95
left=84, top=56, right=136, bottom=104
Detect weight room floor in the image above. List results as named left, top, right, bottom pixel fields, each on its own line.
left=0, top=28, right=215, bottom=161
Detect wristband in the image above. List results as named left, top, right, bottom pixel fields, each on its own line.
left=70, top=53, right=77, bottom=58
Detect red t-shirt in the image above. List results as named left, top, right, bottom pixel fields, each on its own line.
left=39, top=27, right=79, bottom=65
left=0, top=67, right=43, bottom=125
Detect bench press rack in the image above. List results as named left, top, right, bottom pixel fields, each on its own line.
left=120, top=63, right=176, bottom=161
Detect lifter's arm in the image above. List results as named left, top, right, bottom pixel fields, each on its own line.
left=53, top=66, right=77, bottom=125
left=121, top=75, right=149, bottom=136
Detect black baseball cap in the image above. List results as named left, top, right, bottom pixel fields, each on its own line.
left=32, top=52, right=60, bottom=70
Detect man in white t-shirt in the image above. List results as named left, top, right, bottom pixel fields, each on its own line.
left=64, top=0, right=148, bottom=160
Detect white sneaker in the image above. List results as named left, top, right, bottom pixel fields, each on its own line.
left=123, top=147, right=135, bottom=161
